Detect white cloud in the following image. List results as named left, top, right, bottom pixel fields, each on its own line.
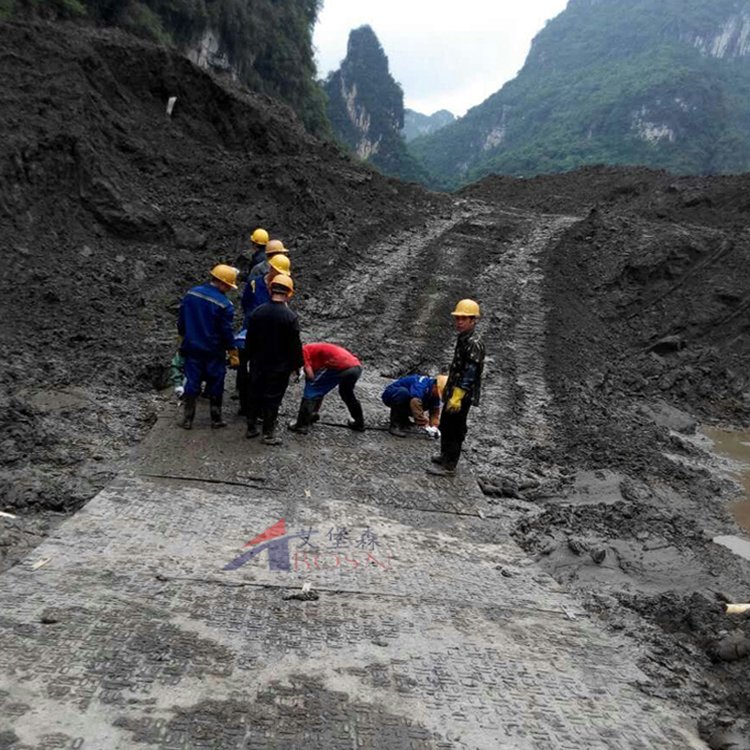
left=314, top=0, right=568, bottom=116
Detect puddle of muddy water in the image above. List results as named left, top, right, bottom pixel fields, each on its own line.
left=704, top=427, right=750, bottom=559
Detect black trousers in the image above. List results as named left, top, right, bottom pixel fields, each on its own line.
left=337, top=366, right=362, bottom=415
left=246, top=368, right=291, bottom=433
left=236, top=348, right=249, bottom=413
left=438, top=399, right=471, bottom=467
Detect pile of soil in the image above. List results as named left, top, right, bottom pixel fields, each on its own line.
left=0, top=19, right=445, bottom=567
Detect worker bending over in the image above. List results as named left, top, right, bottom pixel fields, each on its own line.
left=245, top=274, right=303, bottom=445
left=428, top=300, right=485, bottom=477
left=382, top=374, right=447, bottom=438
left=288, top=343, right=364, bottom=434
left=177, top=265, right=240, bottom=430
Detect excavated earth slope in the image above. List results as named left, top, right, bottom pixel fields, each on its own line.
left=1, top=20, right=750, bottom=748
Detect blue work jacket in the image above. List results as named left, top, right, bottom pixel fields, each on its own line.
left=384, top=375, right=440, bottom=410
left=242, top=273, right=271, bottom=326
left=178, top=283, right=235, bottom=357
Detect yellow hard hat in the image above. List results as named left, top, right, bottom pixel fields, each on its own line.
left=251, top=228, right=269, bottom=245
left=268, top=254, right=291, bottom=275
left=265, top=239, right=288, bottom=256
left=210, top=264, right=239, bottom=290
left=436, top=374, right=448, bottom=396
left=451, top=299, right=480, bottom=317
left=270, top=273, right=294, bottom=297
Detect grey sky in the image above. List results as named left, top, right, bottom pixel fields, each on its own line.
left=314, top=0, right=569, bottom=117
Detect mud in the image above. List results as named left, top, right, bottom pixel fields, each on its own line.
left=2, top=18, right=750, bottom=746
left=115, top=676, right=446, bottom=748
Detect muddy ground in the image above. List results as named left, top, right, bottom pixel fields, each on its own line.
left=1, top=19, right=750, bottom=747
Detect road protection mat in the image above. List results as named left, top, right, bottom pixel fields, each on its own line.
left=0, top=400, right=707, bottom=749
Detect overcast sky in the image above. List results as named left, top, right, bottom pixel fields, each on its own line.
left=314, top=0, right=569, bottom=117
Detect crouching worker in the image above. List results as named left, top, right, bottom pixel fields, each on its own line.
left=245, top=274, right=303, bottom=445
left=382, top=374, right=447, bottom=438
left=428, top=299, right=485, bottom=477
left=177, top=264, right=240, bottom=430
left=288, top=343, right=364, bottom=434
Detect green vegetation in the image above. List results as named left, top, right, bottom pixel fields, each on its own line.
left=6, top=0, right=328, bottom=135
left=410, top=0, right=750, bottom=188
left=324, top=25, right=428, bottom=183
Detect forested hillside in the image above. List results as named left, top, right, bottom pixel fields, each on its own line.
left=411, top=0, right=750, bottom=188
left=1, top=0, right=328, bottom=134
left=402, top=109, right=455, bottom=142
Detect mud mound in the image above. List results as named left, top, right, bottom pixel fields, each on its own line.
left=460, top=165, right=750, bottom=228
left=0, top=19, right=444, bottom=556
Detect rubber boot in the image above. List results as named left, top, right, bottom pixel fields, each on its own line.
left=388, top=407, right=407, bottom=438
left=427, top=441, right=459, bottom=476
left=310, top=397, right=323, bottom=424
left=346, top=401, right=365, bottom=432
left=210, top=396, right=227, bottom=429
left=245, top=418, right=260, bottom=439
left=288, top=399, right=315, bottom=434
left=426, top=462, right=457, bottom=477
left=262, top=408, right=282, bottom=446
left=180, top=396, right=197, bottom=429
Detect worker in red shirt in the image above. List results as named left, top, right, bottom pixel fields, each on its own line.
left=288, top=343, right=364, bottom=434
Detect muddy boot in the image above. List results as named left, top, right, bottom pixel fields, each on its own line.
left=310, top=397, right=323, bottom=424
left=426, top=462, right=456, bottom=477
left=388, top=408, right=407, bottom=437
left=262, top=409, right=282, bottom=446
left=262, top=426, right=283, bottom=446
left=180, top=396, right=196, bottom=429
left=430, top=453, right=444, bottom=465
left=288, top=399, right=315, bottom=434
left=209, top=396, right=227, bottom=429
left=346, top=401, right=365, bottom=432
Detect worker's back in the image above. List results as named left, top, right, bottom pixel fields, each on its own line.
left=246, top=301, right=303, bottom=373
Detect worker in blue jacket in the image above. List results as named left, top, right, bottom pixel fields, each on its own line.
left=178, top=264, right=240, bottom=430
left=382, top=374, right=447, bottom=437
left=241, top=253, right=291, bottom=326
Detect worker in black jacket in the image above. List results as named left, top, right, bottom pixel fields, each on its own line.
left=244, top=274, right=303, bottom=445
left=428, top=299, right=485, bottom=477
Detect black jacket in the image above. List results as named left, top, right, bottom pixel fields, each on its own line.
left=246, top=302, right=304, bottom=373
left=445, top=329, right=485, bottom=406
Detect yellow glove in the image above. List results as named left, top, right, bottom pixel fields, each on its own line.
left=446, top=387, right=466, bottom=413
left=228, top=349, right=240, bottom=369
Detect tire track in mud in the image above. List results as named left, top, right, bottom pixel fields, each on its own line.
left=303, top=199, right=495, bottom=366
left=454, top=208, right=579, bottom=488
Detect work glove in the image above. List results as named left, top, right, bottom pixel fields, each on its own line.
left=174, top=385, right=185, bottom=399
left=228, top=349, right=240, bottom=369
left=424, top=426, right=440, bottom=439
left=445, top=386, right=466, bottom=413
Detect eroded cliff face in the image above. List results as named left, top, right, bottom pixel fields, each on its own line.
left=689, top=11, right=750, bottom=58
left=184, top=29, right=234, bottom=76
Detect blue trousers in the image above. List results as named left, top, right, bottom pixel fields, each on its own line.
left=183, top=354, right=226, bottom=399
left=381, top=384, right=411, bottom=406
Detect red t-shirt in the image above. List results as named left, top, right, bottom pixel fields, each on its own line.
left=303, top=343, right=360, bottom=372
